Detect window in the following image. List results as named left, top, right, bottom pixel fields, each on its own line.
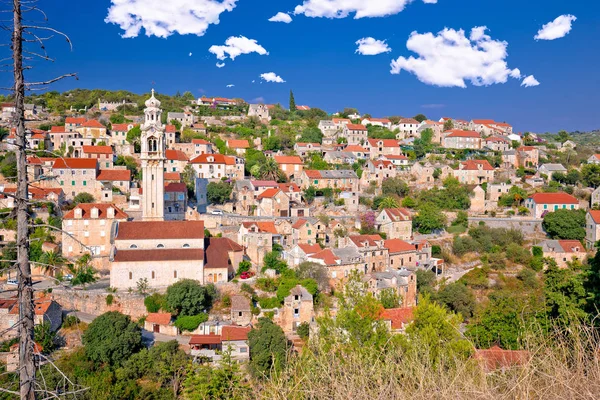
left=129, top=244, right=138, bottom=249
left=294, top=308, right=299, bottom=317
left=174, top=271, right=177, bottom=278
left=238, top=311, right=243, bottom=317
left=157, top=244, right=165, bottom=248
left=129, top=272, right=132, bottom=280
left=71, top=181, right=75, bottom=186
left=83, top=181, right=87, bottom=186
left=239, top=347, right=248, bottom=353
left=182, top=244, right=190, bottom=248
left=151, top=271, right=155, bottom=279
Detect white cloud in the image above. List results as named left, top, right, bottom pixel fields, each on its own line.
left=216, top=62, right=226, bottom=68
left=251, top=96, right=265, bottom=103
left=509, top=68, right=522, bottom=79
left=260, top=72, right=286, bottom=83
left=355, top=37, right=391, bottom=55
left=521, top=75, right=540, bottom=87
left=105, top=0, right=237, bottom=38
left=189, top=52, right=192, bottom=56
left=209, top=36, right=269, bottom=61
left=390, top=26, right=526, bottom=88
left=226, top=84, right=235, bottom=87
left=252, top=80, right=256, bottom=83
left=294, top=0, right=436, bottom=19
left=269, top=12, right=293, bottom=23
left=535, top=15, right=576, bottom=41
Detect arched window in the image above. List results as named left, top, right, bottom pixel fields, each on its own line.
left=218, top=273, right=223, bottom=281
left=151, top=271, right=155, bottom=279
left=129, top=244, right=138, bottom=249
left=157, top=244, right=165, bottom=248
left=182, top=244, right=190, bottom=248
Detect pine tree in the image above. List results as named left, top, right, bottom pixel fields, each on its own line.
left=289, top=90, right=296, bottom=111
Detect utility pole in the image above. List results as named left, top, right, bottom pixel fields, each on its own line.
left=12, top=0, right=37, bottom=398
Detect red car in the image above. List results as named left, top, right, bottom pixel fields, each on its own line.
left=240, top=271, right=255, bottom=280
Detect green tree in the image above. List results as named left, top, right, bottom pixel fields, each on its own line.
left=38, top=250, right=66, bottom=275
left=289, top=90, right=296, bottom=112
left=262, top=251, right=288, bottom=274
left=303, top=185, right=317, bottom=204
left=144, top=293, right=166, bottom=313
left=582, top=164, right=600, bottom=188
left=434, top=282, right=476, bottom=319
left=413, top=113, right=427, bottom=123
left=377, top=196, right=400, bottom=210
left=414, top=203, right=447, bottom=234
left=207, top=181, right=232, bottom=205
left=83, top=311, right=143, bottom=367
left=381, top=177, right=409, bottom=197
left=543, top=260, right=589, bottom=326
left=585, top=243, right=600, bottom=315
left=443, top=119, right=454, bottom=131
left=296, top=261, right=329, bottom=292
left=257, top=157, right=284, bottom=181
left=165, top=279, right=217, bottom=316
left=126, top=125, right=142, bottom=146
left=72, top=192, right=95, bottom=205
left=416, top=269, right=437, bottom=295
left=556, top=130, right=570, bottom=143
left=379, top=288, right=402, bottom=309
left=34, top=322, right=57, bottom=353
left=542, top=209, right=586, bottom=241
left=299, top=126, right=323, bottom=144
left=68, top=254, right=97, bottom=287
left=248, top=317, right=289, bottom=379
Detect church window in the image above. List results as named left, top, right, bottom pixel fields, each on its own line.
left=129, top=272, right=132, bottom=280
left=182, top=244, right=190, bottom=248
left=174, top=271, right=178, bottom=278
left=151, top=271, right=155, bottom=279
left=157, top=244, right=165, bottom=248
left=129, top=244, right=137, bottom=249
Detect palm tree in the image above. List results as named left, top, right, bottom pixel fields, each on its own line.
left=258, top=158, right=283, bottom=182
left=378, top=196, right=400, bottom=210
left=38, top=250, right=66, bottom=276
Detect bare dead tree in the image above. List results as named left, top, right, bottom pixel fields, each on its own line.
left=7, top=0, right=76, bottom=398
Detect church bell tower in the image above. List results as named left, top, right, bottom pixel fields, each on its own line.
left=141, top=89, right=166, bottom=221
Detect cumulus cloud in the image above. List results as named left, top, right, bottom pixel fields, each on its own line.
left=226, top=84, right=235, bottom=87
left=355, top=37, right=391, bottom=55
left=189, top=52, right=192, bottom=56
left=105, top=0, right=237, bottom=38
left=216, top=62, right=226, bottom=68
left=535, top=15, right=576, bottom=41
left=509, top=68, right=522, bottom=79
left=521, top=75, right=540, bottom=87
left=390, top=26, right=527, bottom=88
left=260, top=72, right=286, bottom=83
left=294, top=0, right=436, bottom=19
left=269, top=12, right=293, bottom=23
left=209, top=36, right=269, bottom=61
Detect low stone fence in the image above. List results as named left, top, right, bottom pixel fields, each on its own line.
left=52, top=288, right=147, bottom=320
left=468, top=216, right=544, bottom=235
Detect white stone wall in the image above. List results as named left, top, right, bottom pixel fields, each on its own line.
left=110, top=259, right=204, bottom=290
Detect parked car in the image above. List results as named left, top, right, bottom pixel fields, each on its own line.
left=211, top=209, right=223, bottom=215
left=240, top=271, right=255, bottom=280
left=6, top=278, right=17, bottom=286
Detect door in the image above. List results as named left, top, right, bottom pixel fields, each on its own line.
left=153, top=324, right=160, bottom=333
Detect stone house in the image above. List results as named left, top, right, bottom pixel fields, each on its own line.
left=204, top=237, right=245, bottom=283
left=541, top=240, right=587, bottom=269
left=164, top=182, right=187, bottom=221
left=0, top=297, right=62, bottom=340
left=348, top=234, right=389, bottom=273
left=487, top=183, right=512, bottom=203
left=294, top=142, right=322, bottom=157
left=585, top=210, right=600, bottom=249
left=167, top=111, right=194, bottom=127
left=380, top=307, right=415, bottom=332
left=238, top=222, right=278, bottom=266
left=273, top=155, right=304, bottom=179
left=62, top=203, right=129, bottom=269
left=442, top=130, right=482, bottom=149
left=417, top=120, right=444, bottom=144
left=395, top=118, right=420, bottom=137
left=376, top=208, right=412, bottom=240
left=165, top=149, right=189, bottom=173
left=483, top=136, right=511, bottom=152
left=587, top=154, right=600, bottom=165
left=538, top=163, right=567, bottom=181
left=109, top=123, right=137, bottom=147
left=65, top=117, right=86, bottom=132
left=365, top=139, right=402, bottom=159
left=81, top=145, right=114, bottom=169
left=363, top=268, right=417, bottom=307
left=226, top=139, right=250, bottom=156
left=410, top=162, right=451, bottom=185
left=342, top=124, right=368, bottom=145
left=323, top=151, right=357, bottom=165
left=278, top=183, right=302, bottom=205
left=256, top=188, right=290, bottom=217
left=230, top=295, right=252, bottom=326
left=344, top=145, right=369, bottom=160
left=248, top=104, right=271, bottom=121
left=189, top=153, right=244, bottom=181
left=231, top=180, right=256, bottom=216
left=297, top=170, right=359, bottom=192
left=384, top=239, right=418, bottom=269
left=144, top=313, right=177, bottom=336
left=524, top=192, right=579, bottom=218
left=384, top=154, right=410, bottom=169
left=308, top=247, right=365, bottom=289
left=192, top=139, right=214, bottom=156
left=318, top=120, right=338, bottom=142
left=75, top=119, right=108, bottom=141
left=50, top=158, right=98, bottom=200
left=283, top=243, right=322, bottom=268
left=516, top=146, right=539, bottom=167
left=291, top=218, right=317, bottom=246
left=452, top=160, right=495, bottom=185
left=279, top=285, right=314, bottom=334
left=360, top=160, right=398, bottom=188
left=591, top=187, right=600, bottom=209
left=110, top=220, right=206, bottom=290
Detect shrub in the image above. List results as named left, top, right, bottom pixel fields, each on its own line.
left=297, top=322, right=310, bottom=340
left=106, top=294, right=114, bottom=306
left=62, top=315, right=80, bottom=329
left=259, top=296, right=282, bottom=309
left=256, top=277, right=278, bottom=292
left=222, top=294, right=231, bottom=308
left=174, top=313, right=208, bottom=332
left=144, top=293, right=166, bottom=313
left=241, top=283, right=256, bottom=296
left=459, top=268, right=490, bottom=289
left=238, top=260, right=252, bottom=275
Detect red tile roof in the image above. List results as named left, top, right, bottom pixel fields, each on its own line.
left=81, top=119, right=105, bottom=128
left=382, top=208, right=412, bottom=222
left=346, top=124, right=367, bottom=131
left=384, top=239, right=416, bottom=253
left=64, top=203, right=128, bottom=220
left=241, top=221, right=277, bottom=234
left=349, top=234, right=383, bottom=248
left=65, top=117, right=86, bottom=125
left=251, top=180, right=279, bottom=187
left=111, top=123, right=136, bottom=132
left=528, top=192, right=578, bottom=205
left=380, top=307, right=414, bottom=329
left=472, top=119, right=496, bottom=124
left=52, top=158, right=97, bottom=170
left=97, top=169, right=131, bottom=181
left=274, top=155, right=303, bottom=164
left=257, top=188, right=281, bottom=200
left=278, top=183, right=301, bottom=193
left=460, top=160, right=494, bottom=171
left=83, top=145, right=113, bottom=155
left=50, top=126, right=67, bottom=133
left=473, top=346, right=530, bottom=372
left=189, top=334, right=221, bottom=345
left=166, top=149, right=189, bottom=161
left=164, top=172, right=181, bottom=181
left=344, top=145, right=368, bottom=152
left=557, top=240, right=585, bottom=253
left=165, top=182, right=187, bottom=193
left=399, top=118, right=419, bottom=124
left=292, top=218, right=313, bottom=229
left=146, top=313, right=172, bottom=325
left=227, top=139, right=250, bottom=149
left=372, top=160, right=394, bottom=169
left=116, top=221, right=205, bottom=240
left=295, top=142, right=321, bottom=147
left=189, top=153, right=235, bottom=165
left=589, top=210, right=600, bottom=224
left=332, top=118, right=350, bottom=123
left=192, top=139, right=210, bottom=145
left=367, top=139, right=400, bottom=148
left=303, top=170, right=321, bottom=179
left=298, top=243, right=322, bottom=255
left=113, top=248, right=204, bottom=262
left=310, top=248, right=339, bottom=266
left=9, top=298, right=55, bottom=315
left=221, top=326, right=251, bottom=341
left=445, top=129, right=481, bottom=138
left=204, top=237, right=244, bottom=269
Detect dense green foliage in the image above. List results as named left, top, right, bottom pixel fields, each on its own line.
left=542, top=209, right=586, bottom=241
left=83, top=312, right=143, bottom=367
left=207, top=181, right=233, bottom=205
left=165, top=280, right=217, bottom=316
left=248, top=317, right=289, bottom=378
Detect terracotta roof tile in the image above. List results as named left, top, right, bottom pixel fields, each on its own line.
left=298, top=243, right=322, bottom=255
left=528, top=192, right=578, bottom=205
left=189, top=153, right=236, bottom=165
left=227, top=139, right=250, bottom=149
left=146, top=313, right=172, bottom=325
left=473, top=346, right=530, bottom=372
left=460, top=160, right=494, bottom=171
left=189, top=334, right=221, bottom=345
left=165, top=182, right=187, bottom=193
left=165, top=125, right=177, bottom=133
left=65, top=117, right=86, bottom=125
left=82, top=145, right=113, bottom=155
left=384, top=239, right=416, bottom=254
left=274, top=155, right=303, bottom=164
left=241, top=221, right=277, bottom=234
left=52, top=158, right=97, bottom=170
left=164, top=172, right=181, bottom=181
left=257, top=188, right=281, bottom=199
left=445, top=129, right=481, bottom=138
left=64, top=203, right=128, bottom=220
left=346, top=124, right=367, bottom=131
left=380, top=307, right=414, bottom=329
left=309, top=249, right=339, bottom=265
left=111, top=123, right=137, bottom=132
left=81, top=119, right=105, bottom=128
left=204, top=237, right=243, bottom=269
left=116, top=221, right=205, bottom=240
left=166, top=149, right=189, bottom=161
left=221, top=326, right=251, bottom=341
left=349, top=234, right=383, bottom=248
left=113, top=248, right=204, bottom=262
left=97, top=169, right=131, bottom=181
left=589, top=210, right=600, bottom=224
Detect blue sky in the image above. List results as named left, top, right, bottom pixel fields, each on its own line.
left=19, top=0, right=600, bottom=133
